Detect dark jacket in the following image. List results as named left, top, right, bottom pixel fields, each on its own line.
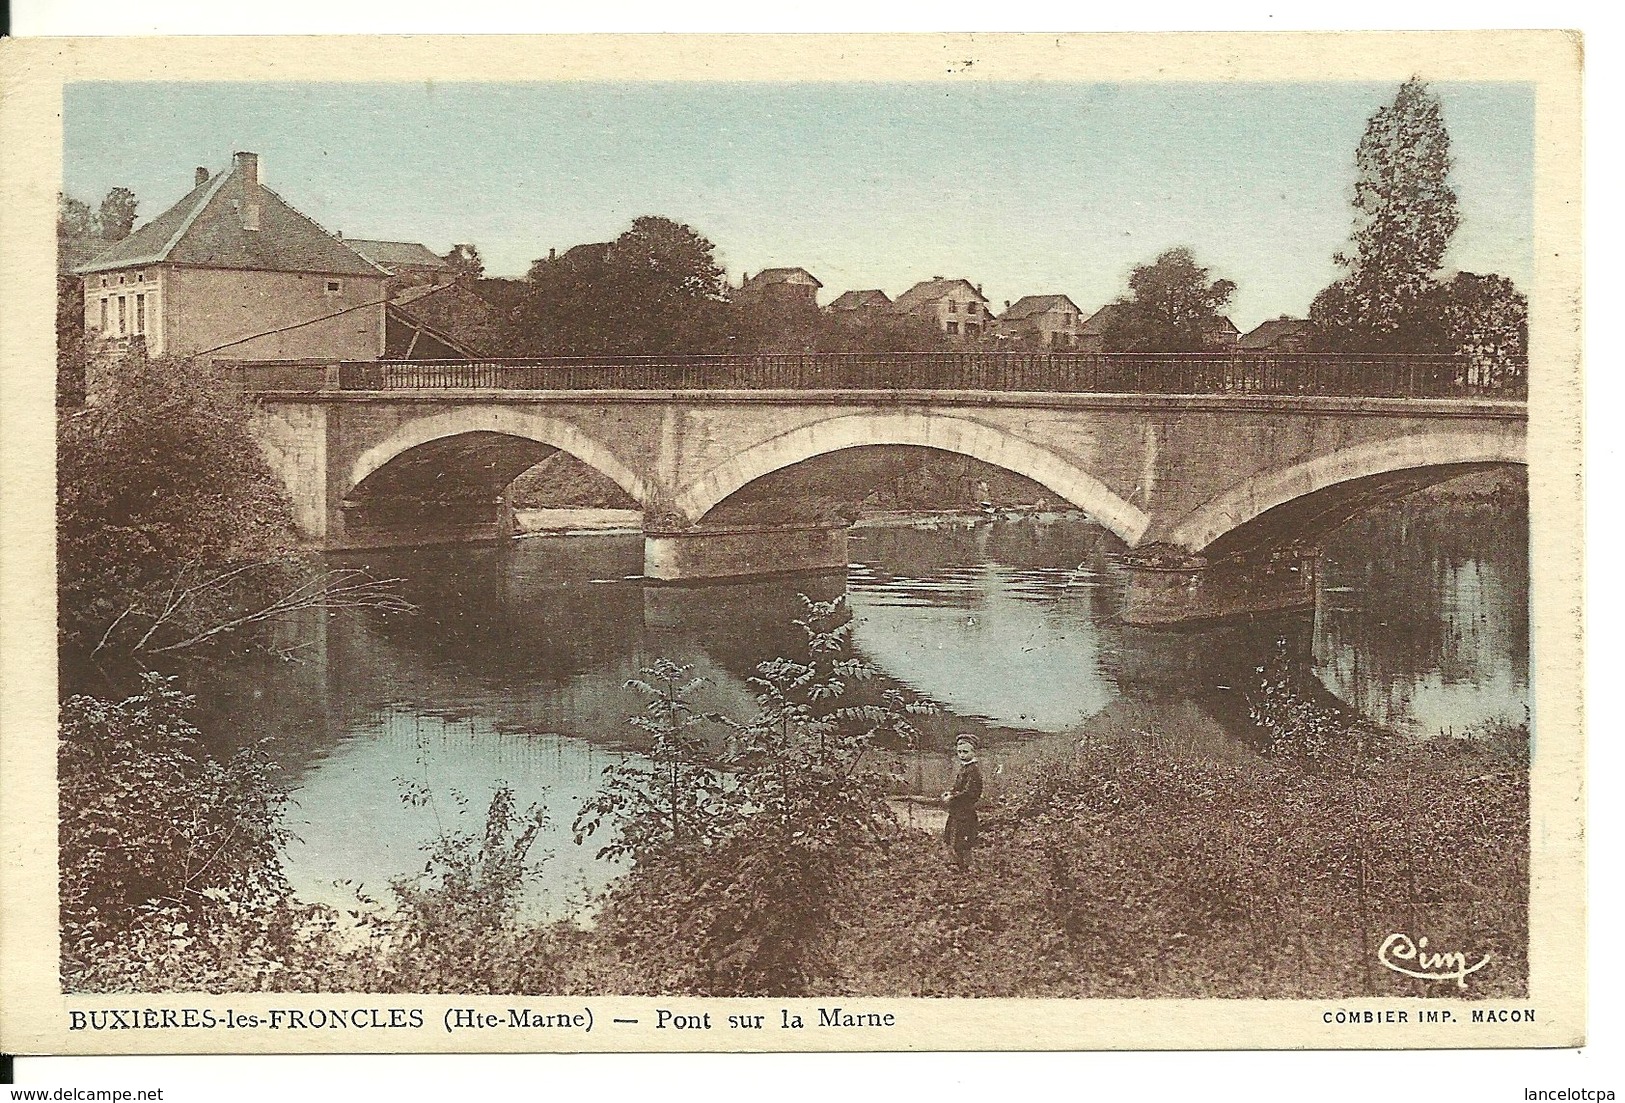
left=946, top=760, right=983, bottom=816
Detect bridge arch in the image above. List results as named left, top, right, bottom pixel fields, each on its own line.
left=1167, top=429, right=1526, bottom=554
left=673, top=410, right=1151, bottom=545
left=345, top=408, right=650, bottom=507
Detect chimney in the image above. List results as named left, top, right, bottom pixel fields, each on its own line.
left=1004, top=300, right=1011, bottom=311
left=195, top=166, right=209, bottom=187
left=549, top=248, right=556, bottom=262
left=235, top=151, right=261, bottom=231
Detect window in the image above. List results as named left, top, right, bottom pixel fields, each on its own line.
left=325, top=280, right=342, bottom=294
left=946, top=320, right=959, bottom=335
left=118, top=273, right=126, bottom=285
left=117, top=296, right=127, bottom=335
left=968, top=302, right=979, bottom=315
left=99, top=276, right=108, bottom=288
left=135, top=294, right=146, bottom=335
left=98, top=299, right=107, bottom=331
left=136, top=270, right=147, bottom=283
left=947, top=301, right=957, bottom=314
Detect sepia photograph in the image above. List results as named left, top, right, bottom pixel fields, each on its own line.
left=0, top=31, right=1584, bottom=1057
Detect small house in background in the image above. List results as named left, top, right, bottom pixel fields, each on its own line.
left=997, top=294, right=1085, bottom=348
left=826, top=288, right=893, bottom=316
left=1239, top=317, right=1315, bottom=352
left=892, top=277, right=991, bottom=339
left=343, top=238, right=451, bottom=290
left=75, top=152, right=387, bottom=361
left=1204, top=316, right=1241, bottom=350
left=1077, top=303, right=1129, bottom=353
left=737, top=267, right=823, bottom=309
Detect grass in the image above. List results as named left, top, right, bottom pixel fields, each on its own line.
left=832, top=729, right=1527, bottom=999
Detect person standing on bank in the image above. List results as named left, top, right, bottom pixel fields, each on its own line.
left=941, top=734, right=984, bottom=870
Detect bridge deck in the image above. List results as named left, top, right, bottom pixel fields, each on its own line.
left=223, top=351, right=1523, bottom=401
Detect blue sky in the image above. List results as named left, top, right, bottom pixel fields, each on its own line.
left=63, top=80, right=1533, bottom=329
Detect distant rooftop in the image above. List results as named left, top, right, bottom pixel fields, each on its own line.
left=345, top=239, right=449, bottom=272
left=827, top=289, right=892, bottom=311
left=892, top=277, right=987, bottom=313
left=1002, top=294, right=1082, bottom=321
left=1238, top=317, right=1314, bottom=348
left=742, top=266, right=822, bottom=288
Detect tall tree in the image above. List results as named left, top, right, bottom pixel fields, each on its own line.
left=1102, top=247, right=1237, bottom=352
left=58, top=193, right=94, bottom=239
left=1311, top=79, right=1459, bottom=350
left=57, top=193, right=100, bottom=274
left=59, top=188, right=140, bottom=272
left=516, top=216, right=730, bottom=355
left=443, top=243, right=485, bottom=281
left=1425, top=272, right=1528, bottom=389
left=97, top=187, right=139, bottom=242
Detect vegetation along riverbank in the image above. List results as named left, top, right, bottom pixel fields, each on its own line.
left=59, top=608, right=1528, bottom=999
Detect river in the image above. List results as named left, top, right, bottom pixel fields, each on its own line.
left=191, top=481, right=1528, bottom=920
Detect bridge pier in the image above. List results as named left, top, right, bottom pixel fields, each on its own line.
left=643, top=522, right=850, bottom=583
left=1120, top=544, right=1320, bottom=626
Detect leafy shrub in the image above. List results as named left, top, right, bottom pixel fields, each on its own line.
left=57, top=349, right=408, bottom=681
left=57, top=351, right=298, bottom=663
left=580, top=595, right=933, bottom=996
left=1244, top=640, right=1386, bottom=767
left=365, top=785, right=559, bottom=993
left=59, top=676, right=566, bottom=994
left=59, top=673, right=298, bottom=987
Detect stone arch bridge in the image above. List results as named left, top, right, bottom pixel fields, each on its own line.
left=240, top=355, right=1525, bottom=623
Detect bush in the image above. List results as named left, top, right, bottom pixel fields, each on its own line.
left=57, top=350, right=300, bottom=664
left=59, top=674, right=298, bottom=988
left=579, top=596, right=933, bottom=996
left=369, top=785, right=561, bottom=993
left=59, top=675, right=568, bottom=994
left=58, top=349, right=407, bottom=681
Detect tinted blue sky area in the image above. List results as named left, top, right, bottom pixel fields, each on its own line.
left=63, top=80, right=1533, bottom=329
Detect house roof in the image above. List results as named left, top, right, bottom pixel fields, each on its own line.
left=1002, top=294, right=1082, bottom=321
left=1238, top=317, right=1313, bottom=349
left=1207, top=315, right=1240, bottom=335
left=827, top=289, right=892, bottom=311
left=76, top=155, right=386, bottom=278
left=743, top=266, right=822, bottom=289
left=892, top=278, right=987, bottom=313
left=345, top=239, right=449, bottom=272
left=1079, top=303, right=1130, bottom=336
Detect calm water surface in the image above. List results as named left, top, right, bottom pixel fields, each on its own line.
left=196, top=491, right=1528, bottom=918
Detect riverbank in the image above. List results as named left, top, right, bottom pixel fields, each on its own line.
left=61, top=714, right=1527, bottom=1000
left=829, top=725, right=1528, bottom=999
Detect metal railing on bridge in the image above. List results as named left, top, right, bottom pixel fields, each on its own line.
left=222, top=351, right=1521, bottom=400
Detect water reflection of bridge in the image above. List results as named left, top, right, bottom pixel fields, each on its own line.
left=231, top=528, right=1311, bottom=775
left=238, top=351, right=1525, bottom=623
